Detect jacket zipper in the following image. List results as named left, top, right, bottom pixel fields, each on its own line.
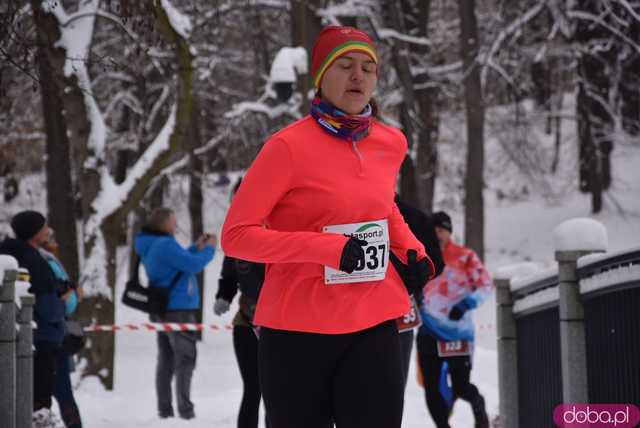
left=351, top=140, right=364, bottom=175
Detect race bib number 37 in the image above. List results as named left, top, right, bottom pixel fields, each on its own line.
left=323, top=219, right=389, bottom=284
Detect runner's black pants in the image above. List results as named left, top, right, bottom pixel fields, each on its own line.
left=416, top=333, right=481, bottom=428
left=258, top=320, right=404, bottom=428
left=233, top=325, right=269, bottom=428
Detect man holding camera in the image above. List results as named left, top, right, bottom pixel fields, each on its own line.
left=134, top=207, right=216, bottom=420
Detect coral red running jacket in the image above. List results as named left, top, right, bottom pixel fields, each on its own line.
left=221, top=116, right=434, bottom=334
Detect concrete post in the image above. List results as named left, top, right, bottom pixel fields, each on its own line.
left=496, top=278, right=519, bottom=428
left=553, top=217, right=607, bottom=404
left=556, top=250, right=591, bottom=404
left=16, top=295, right=34, bottom=428
left=0, top=268, right=17, bottom=428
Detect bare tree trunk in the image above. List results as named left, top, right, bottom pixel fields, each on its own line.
left=189, top=98, right=204, bottom=340
left=551, top=90, right=564, bottom=174
left=574, top=0, right=615, bottom=214
left=36, top=42, right=80, bottom=284
left=290, top=0, right=323, bottom=114
left=619, top=8, right=640, bottom=136
left=458, top=0, right=485, bottom=260
left=30, top=0, right=114, bottom=388
left=383, top=0, right=438, bottom=212
left=411, top=0, right=437, bottom=213
left=385, top=0, right=418, bottom=206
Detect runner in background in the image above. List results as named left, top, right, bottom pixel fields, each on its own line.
left=416, top=211, right=493, bottom=428
left=213, top=177, right=269, bottom=428
left=390, top=195, right=448, bottom=399
left=221, top=26, right=435, bottom=428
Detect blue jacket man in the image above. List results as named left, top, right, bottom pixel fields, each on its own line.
left=134, top=207, right=216, bottom=420
left=135, top=230, right=214, bottom=311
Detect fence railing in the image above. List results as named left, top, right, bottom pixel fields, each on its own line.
left=0, top=255, right=35, bottom=428
left=496, top=220, right=640, bottom=428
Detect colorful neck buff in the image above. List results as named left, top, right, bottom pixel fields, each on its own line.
left=310, top=97, right=372, bottom=142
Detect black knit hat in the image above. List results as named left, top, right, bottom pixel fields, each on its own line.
left=432, top=211, right=452, bottom=233
left=10, top=210, right=46, bottom=241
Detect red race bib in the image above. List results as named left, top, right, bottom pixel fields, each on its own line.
left=396, top=296, right=422, bottom=333
left=437, top=340, right=471, bottom=357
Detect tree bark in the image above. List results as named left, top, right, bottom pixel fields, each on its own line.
left=36, top=35, right=80, bottom=285
left=385, top=0, right=438, bottom=212
left=411, top=0, right=438, bottom=213
left=30, top=0, right=114, bottom=388
left=189, top=98, right=204, bottom=340
left=385, top=0, right=419, bottom=206
left=290, top=0, right=323, bottom=114
left=458, top=0, right=485, bottom=260
left=574, top=0, right=615, bottom=214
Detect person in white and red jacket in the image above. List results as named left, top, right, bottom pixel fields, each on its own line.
left=416, top=211, right=493, bottom=428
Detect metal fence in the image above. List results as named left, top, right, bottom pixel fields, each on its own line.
left=516, top=307, right=562, bottom=428
left=497, top=247, right=640, bottom=428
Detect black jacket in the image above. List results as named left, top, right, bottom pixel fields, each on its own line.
left=391, top=197, right=446, bottom=300
left=217, top=257, right=265, bottom=302
left=394, top=197, right=445, bottom=278
left=0, top=238, right=65, bottom=344
left=217, top=256, right=265, bottom=325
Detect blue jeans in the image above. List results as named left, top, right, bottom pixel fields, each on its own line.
left=54, top=353, right=82, bottom=428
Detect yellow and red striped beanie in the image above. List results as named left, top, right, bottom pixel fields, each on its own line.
left=311, top=26, right=378, bottom=89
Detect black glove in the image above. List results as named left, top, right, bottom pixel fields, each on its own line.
left=448, top=299, right=472, bottom=321
left=339, top=235, right=368, bottom=274
left=405, top=250, right=433, bottom=295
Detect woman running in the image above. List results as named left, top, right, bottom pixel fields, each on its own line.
left=221, top=26, right=435, bottom=428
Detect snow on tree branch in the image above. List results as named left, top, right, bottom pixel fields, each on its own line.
left=568, top=9, right=640, bottom=54
left=481, top=1, right=547, bottom=87
left=194, top=0, right=289, bottom=28
left=226, top=98, right=303, bottom=120
left=376, top=29, right=431, bottom=47
left=42, top=0, right=107, bottom=155
left=270, top=47, right=308, bottom=82
left=146, top=85, right=171, bottom=132
left=318, top=2, right=431, bottom=47
left=86, top=104, right=177, bottom=236
left=161, top=0, right=193, bottom=39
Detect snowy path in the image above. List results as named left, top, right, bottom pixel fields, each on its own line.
left=71, top=255, right=499, bottom=427
left=73, top=324, right=498, bottom=428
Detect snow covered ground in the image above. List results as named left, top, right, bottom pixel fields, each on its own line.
left=4, top=100, right=639, bottom=427
left=67, top=134, right=639, bottom=427
left=71, top=253, right=499, bottom=428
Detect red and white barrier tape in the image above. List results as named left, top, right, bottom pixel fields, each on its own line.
left=81, top=322, right=496, bottom=333
left=83, top=323, right=234, bottom=332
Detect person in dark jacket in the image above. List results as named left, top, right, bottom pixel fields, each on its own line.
left=134, top=207, right=216, bottom=420
left=213, top=176, right=269, bottom=428
left=392, top=195, right=445, bottom=390
left=214, top=257, right=267, bottom=428
left=0, top=210, right=66, bottom=427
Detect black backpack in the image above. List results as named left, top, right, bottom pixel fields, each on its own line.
left=121, top=256, right=183, bottom=314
